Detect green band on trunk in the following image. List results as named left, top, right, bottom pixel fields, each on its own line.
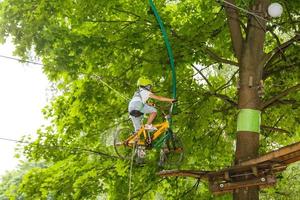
left=237, top=109, right=261, bottom=133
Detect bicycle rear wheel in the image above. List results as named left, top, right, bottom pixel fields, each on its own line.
left=114, top=127, right=135, bottom=160
left=159, top=133, right=184, bottom=166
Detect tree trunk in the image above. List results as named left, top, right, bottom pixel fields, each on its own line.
left=232, top=1, right=269, bottom=199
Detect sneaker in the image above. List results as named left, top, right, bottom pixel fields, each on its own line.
left=144, top=124, right=157, bottom=131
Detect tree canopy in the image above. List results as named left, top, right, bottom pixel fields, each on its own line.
left=0, top=0, right=299, bottom=199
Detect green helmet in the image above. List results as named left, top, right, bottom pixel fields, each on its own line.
left=137, top=77, right=152, bottom=87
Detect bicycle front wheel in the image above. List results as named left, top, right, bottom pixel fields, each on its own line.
left=159, top=134, right=184, bottom=166
left=114, top=127, right=135, bottom=160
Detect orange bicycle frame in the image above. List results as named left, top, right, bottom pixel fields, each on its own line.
left=125, top=121, right=169, bottom=147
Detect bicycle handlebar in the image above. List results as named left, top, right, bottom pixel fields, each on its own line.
left=151, top=101, right=177, bottom=119
left=158, top=102, right=176, bottom=120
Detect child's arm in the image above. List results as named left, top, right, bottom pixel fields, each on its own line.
left=149, top=93, right=175, bottom=103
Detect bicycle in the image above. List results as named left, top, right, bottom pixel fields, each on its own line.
left=114, top=103, right=184, bottom=166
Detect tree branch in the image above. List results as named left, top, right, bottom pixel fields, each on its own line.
left=215, top=69, right=239, bottom=92
left=283, top=2, right=298, bottom=32
left=208, top=92, right=238, bottom=107
left=276, top=99, right=299, bottom=106
left=203, top=47, right=239, bottom=66
left=179, top=179, right=201, bottom=199
left=158, top=170, right=210, bottom=178
left=224, top=0, right=244, bottom=62
left=131, top=179, right=165, bottom=200
left=171, top=26, right=238, bottom=66
left=190, top=66, right=237, bottom=107
left=191, top=64, right=213, bottom=89
left=112, top=8, right=142, bottom=20
left=263, top=34, right=300, bottom=68
left=269, top=29, right=285, bottom=57
left=86, top=19, right=138, bottom=23
left=263, top=61, right=300, bottom=79
left=261, top=125, right=290, bottom=135
left=260, top=83, right=300, bottom=110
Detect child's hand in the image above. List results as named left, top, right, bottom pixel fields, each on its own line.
left=171, top=99, right=177, bottom=103
left=147, top=102, right=156, bottom=106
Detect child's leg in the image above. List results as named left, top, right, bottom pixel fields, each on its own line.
left=130, top=116, right=142, bottom=132
left=128, top=101, right=144, bottom=132
left=141, top=104, right=157, bottom=125
left=146, top=112, right=157, bottom=125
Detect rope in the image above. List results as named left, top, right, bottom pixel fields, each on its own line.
left=93, top=75, right=130, bottom=101
left=149, top=0, right=177, bottom=129
left=128, top=141, right=137, bottom=200
left=148, top=0, right=177, bottom=100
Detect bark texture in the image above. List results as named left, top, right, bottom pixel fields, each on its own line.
left=225, top=0, right=270, bottom=199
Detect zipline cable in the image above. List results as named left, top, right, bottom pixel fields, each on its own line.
left=0, top=54, right=43, bottom=65
left=93, top=75, right=131, bottom=101
left=0, top=137, right=118, bottom=159
left=0, top=55, right=130, bottom=102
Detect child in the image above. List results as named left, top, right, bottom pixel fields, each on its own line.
left=128, top=77, right=176, bottom=132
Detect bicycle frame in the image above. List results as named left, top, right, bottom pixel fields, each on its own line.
left=124, top=121, right=169, bottom=147
left=124, top=104, right=174, bottom=148
left=114, top=103, right=183, bottom=165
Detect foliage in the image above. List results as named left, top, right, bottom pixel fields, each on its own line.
left=0, top=0, right=299, bottom=199
left=260, top=163, right=300, bottom=200
left=0, top=162, right=46, bottom=200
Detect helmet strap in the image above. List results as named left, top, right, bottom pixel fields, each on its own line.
left=141, top=85, right=151, bottom=91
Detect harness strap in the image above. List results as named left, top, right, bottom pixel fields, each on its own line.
left=129, top=89, right=145, bottom=117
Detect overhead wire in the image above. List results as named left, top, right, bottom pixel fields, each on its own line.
left=0, top=54, right=130, bottom=103
left=217, top=0, right=299, bottom=77
left=0, top=54, right=43, bottom=66
left=219, top=0, right=269, bottom=22
left=0, top=54, right=127, bottom=159
left=0, top=136, right=118, bottom=159
left=218, top=0, right=300, bottom=37
left=93, top=75, right=131, bottom=101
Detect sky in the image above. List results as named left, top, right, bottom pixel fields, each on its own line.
left=0, top=39, right=49, bottom=176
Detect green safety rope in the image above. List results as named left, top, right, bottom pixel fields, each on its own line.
left=149, top=0, right=177, bottom=101
left=128, top=4, right=176, bottom=196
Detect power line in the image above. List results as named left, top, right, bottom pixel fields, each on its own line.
left=0, top=137, right=28, bottom=144
left=218, top=0, right=300, bottom=37
left=0, top=137, right=118, bottom=159
left=0, top=54, right=43, bottom=66
left=221, top=0, right=268, bottom=22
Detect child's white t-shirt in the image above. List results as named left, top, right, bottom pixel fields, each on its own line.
left=131, top=88, right=152, bottom=103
